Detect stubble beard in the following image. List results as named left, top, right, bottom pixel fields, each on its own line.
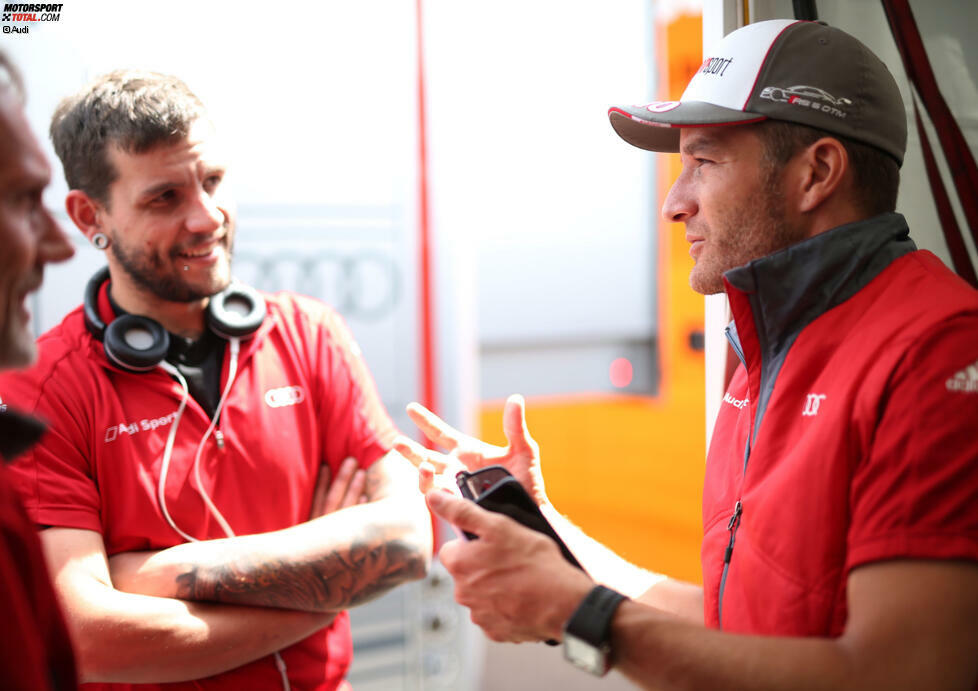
left=0, top=274, right=42, bottom=370
left=110, top=230, right=234, bottom=303
left=688, top=167, right=807, bottom=295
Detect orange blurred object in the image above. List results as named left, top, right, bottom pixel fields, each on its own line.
left=479, top=13, right=706, bottom=584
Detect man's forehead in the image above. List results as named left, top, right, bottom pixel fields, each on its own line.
left=107, top=119, right=228, bottom=181
left=679, top=124, right=760, bottom=154
left=0, top=96, right=50, bottom=185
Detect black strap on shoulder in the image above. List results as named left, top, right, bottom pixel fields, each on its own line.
left=882, top=0, right=978, bottom=288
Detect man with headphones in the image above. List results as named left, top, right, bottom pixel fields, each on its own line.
left=0, top=49, right=78, bottom=691
left=0, top=70, right=432, bottom=690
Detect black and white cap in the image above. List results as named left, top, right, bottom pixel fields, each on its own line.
left=608, top=20, right=907, bottom=165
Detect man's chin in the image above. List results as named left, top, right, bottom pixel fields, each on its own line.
left=0, top=331, right=37, bottom=371
left=688, top=266, right=725, bottom=296
left=166, top=265, right=232, bottom=301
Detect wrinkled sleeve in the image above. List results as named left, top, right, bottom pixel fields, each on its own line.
left=307, top=303, right=399, bottom=474
left=0, top=353, right=103, bottom=533
left=847, top=314, right=978, bottom=571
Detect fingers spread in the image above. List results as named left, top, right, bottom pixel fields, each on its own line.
left=393, top=435, right=442, bottom=469
left=418, top=461, right=435, bottom=493
left=406, top=402, right=462, bottom=451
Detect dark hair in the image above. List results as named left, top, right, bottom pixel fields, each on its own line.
left=755, top=119, right=901, bottom=217
left=0, top=50, right=24, bottom=103
left=50, top=70, right=207, bottom=205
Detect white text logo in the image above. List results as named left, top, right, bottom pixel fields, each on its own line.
left=723, top=392, right=749, bottom=409
left=265, top=385, right=305, bottom=408
left=946, top=358, right=978, bottom=393
left=802, top=393, right=827, bottom=417
left=104, top=411, right=178, bottom=443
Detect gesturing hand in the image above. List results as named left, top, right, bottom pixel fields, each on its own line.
left=393, top=394, right=549, bottom=506
left=424, top=489, right=592, bottom=643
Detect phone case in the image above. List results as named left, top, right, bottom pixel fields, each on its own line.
left=468, top=476, right=583, bottom=570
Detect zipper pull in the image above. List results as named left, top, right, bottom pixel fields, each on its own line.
left=723, top=501, right=743, bottom=564
left=726, top=500, right=743, bottom=531
left=215, top=429, right=225, bottom=449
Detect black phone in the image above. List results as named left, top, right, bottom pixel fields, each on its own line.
left=455, top=465, right=583, bottom=570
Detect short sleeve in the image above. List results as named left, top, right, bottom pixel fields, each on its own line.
left=847, top=314, right=978, bottom=571
left=312, top=306, right=399, bottom=473
left=0, top=355, right=103, bottom=533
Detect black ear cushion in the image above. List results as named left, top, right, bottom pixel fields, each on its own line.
left=207, top=283, right=266, bottom=339
left=83, top=265, right=112, bottom=340
left=103, top=315, right=170, bottom=372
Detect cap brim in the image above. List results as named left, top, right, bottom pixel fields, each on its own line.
left=608, top=102, right=766, bottom=152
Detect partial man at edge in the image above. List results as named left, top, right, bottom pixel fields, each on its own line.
left=397, top=19, right=978, bottom=691
left=0, top=49, right=77, bottom=690
left=0, top=69, right=432, bottom=690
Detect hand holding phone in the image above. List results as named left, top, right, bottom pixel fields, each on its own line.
left=455, top=465, right=583, bottom=570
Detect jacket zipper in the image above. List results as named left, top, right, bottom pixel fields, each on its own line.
left=717, top=499, right=742, bottom=628
left=719, top=325, right=751, bottom=628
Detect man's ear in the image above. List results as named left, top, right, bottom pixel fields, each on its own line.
left=797, top=137, right=848, bottom=213
left=64, top=189, right=105, bottom=243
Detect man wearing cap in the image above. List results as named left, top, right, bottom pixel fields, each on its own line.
left=397, top=19, right=978, bottom=688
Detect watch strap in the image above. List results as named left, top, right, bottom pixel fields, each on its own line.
left=565, top=584, right=627, bottom=643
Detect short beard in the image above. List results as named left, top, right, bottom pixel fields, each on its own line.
left=689, top=162, right=807, bottom=295
left=110, top=232, right=232, bottom=303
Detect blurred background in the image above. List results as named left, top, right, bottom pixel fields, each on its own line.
left=6, top=0, right=976, bottom=688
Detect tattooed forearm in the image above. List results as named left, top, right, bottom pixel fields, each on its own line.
left=174, top=524, right=428, bottom=612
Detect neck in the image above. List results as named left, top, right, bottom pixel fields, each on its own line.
left=799, top=194, right=867, bottom=241
left=108, top=272, right=208, bottom=340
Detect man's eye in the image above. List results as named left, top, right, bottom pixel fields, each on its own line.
left=153, top=190, right=176, bottom=204
left=204, top=174, right=223, bottom=191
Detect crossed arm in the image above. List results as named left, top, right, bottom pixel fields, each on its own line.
left=396, top=396, right=978, bottom=690
left=42, top=451, right=432, bottom=683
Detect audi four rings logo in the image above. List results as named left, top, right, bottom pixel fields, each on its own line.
left=265, top=385, right=305, bottom=408
left=236, top=250, right=400, bottom=322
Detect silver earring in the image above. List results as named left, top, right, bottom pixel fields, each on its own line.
left=92, top=233, right=110, bottom=250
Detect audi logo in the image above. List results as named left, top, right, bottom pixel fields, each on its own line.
left=264, top=385, right=306, bottom=408
left=234, top=251, right=400, bottom=321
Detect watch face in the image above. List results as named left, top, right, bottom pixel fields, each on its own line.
left=563, top=634, right=605, bottom=675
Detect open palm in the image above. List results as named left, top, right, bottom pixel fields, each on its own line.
left=394, top=394, right=549, bottom=506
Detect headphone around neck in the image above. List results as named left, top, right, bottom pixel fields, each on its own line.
left=83, top=265, right=267, bottom=372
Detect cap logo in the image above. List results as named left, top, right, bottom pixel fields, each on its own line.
left=645, top=101, right=681, bottom=113
left=699, top=57, right=734, bottom=77
left=759, top=85, right=852, bottom=119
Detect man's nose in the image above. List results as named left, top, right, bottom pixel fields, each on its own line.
left=186, top=189, right=226, bottom=234
left=661, top=169, right=696, bottom=225
left=39, top=208, right=74, bottom=265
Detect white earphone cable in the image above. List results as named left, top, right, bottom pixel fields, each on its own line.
left=189, top=336, right=240, bottom=539
left=156, top=361, right=196, bottom=543
left=157, top=342, right=291, bottom=691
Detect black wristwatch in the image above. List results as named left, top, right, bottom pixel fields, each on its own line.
left=562, top=585, right=628, bottom=676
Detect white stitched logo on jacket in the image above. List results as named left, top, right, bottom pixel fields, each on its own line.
left=723, top=392, right=749, bottom=409
left=104, top=411, right=178, bottom=443
left=946, top=358, right=978, bottom=393
left=802, top=393, right=826, bottom=416
left=265, top=385, right=305, bottom=408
